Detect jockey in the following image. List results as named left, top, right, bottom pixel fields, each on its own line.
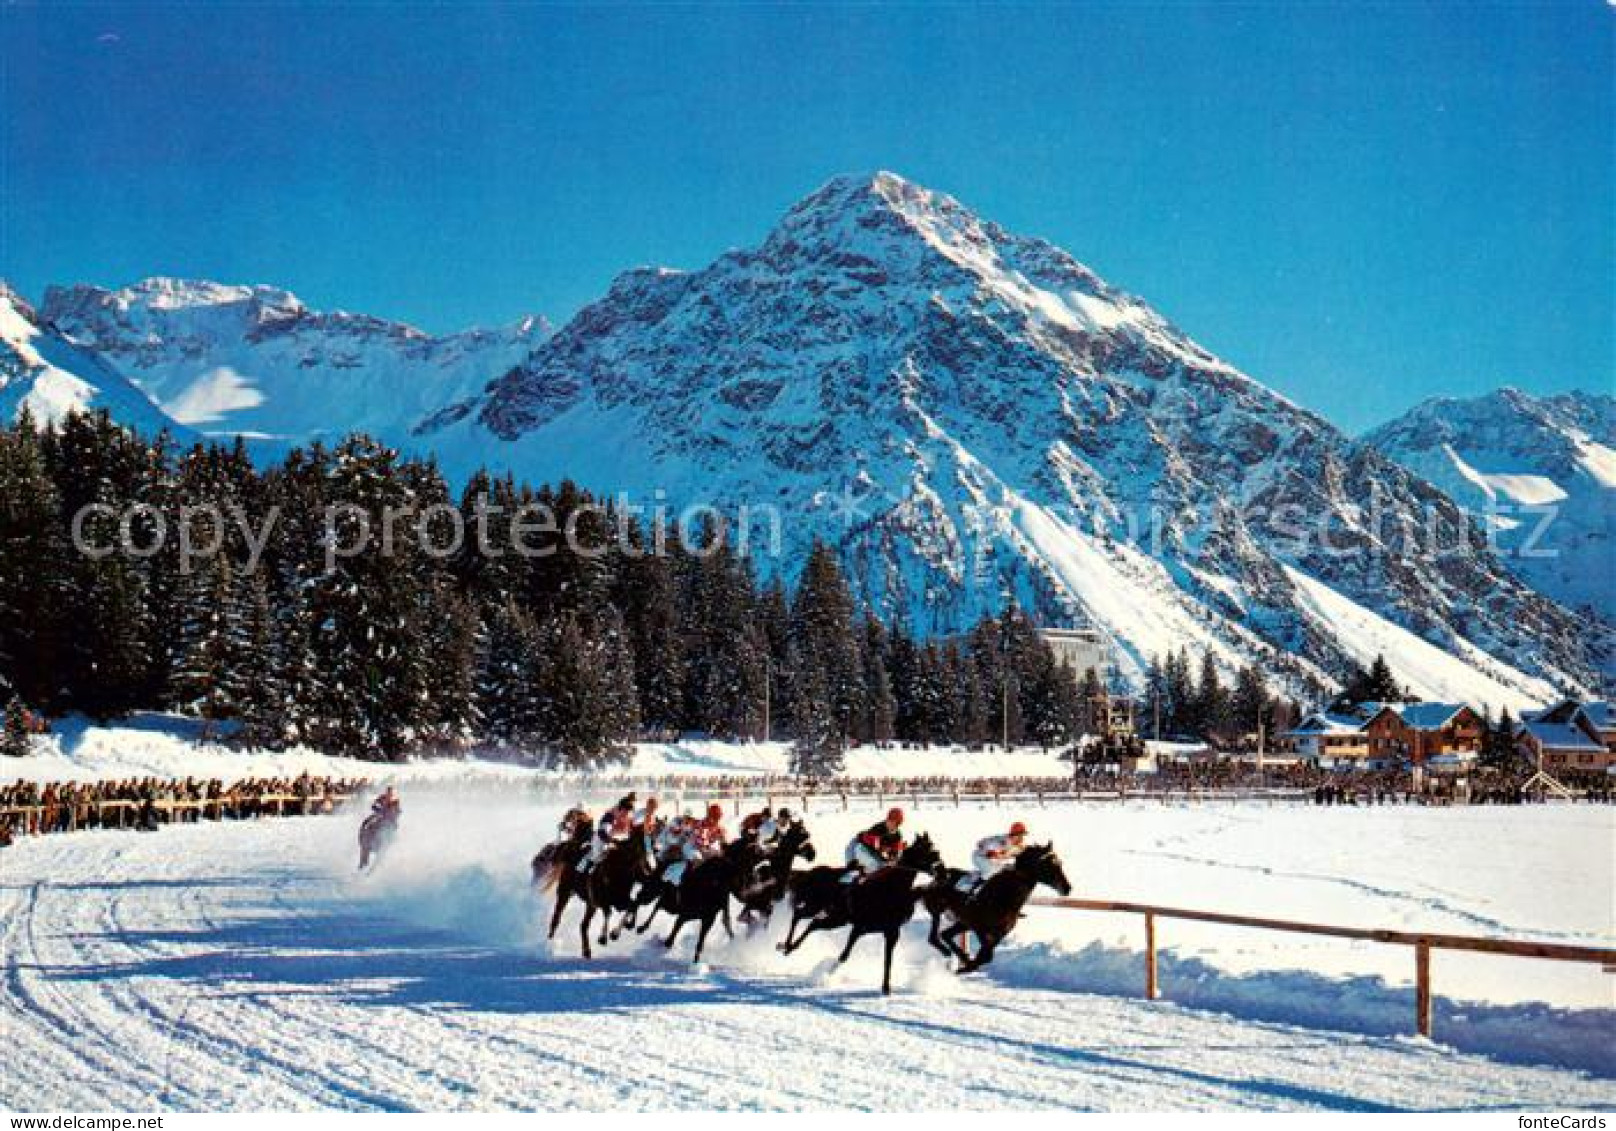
left=666, top=804, right=727, bottom=887
left=962, top=822, right=1028, bottom=891
left=370, top=786, right=401, bottom=823
left=654, top=812, right=690, bottom=858
left=843, top=808, right=905, bottom=879
left=632, top=796, right=661, bottom=832
left=739, top=806, right=773, bottom=842
left=757, top=807, right=794, bottom=846
left=585, top=795, right=636, bottom=869
left=556, top=804, right=590, bottom=837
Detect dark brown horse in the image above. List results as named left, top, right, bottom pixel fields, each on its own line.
left=531, top=822, right=591, bottom=892
left=779, top=832, right=942, bottom=994
left=925, top=842, right=1071, bottom=972
left=547, top=837, right=652, bottom=958
left=356, top=810, right=398, bottom=871
left=734, top=822, right=817, bottom=925
left=660, top=853, right=739, bottom=963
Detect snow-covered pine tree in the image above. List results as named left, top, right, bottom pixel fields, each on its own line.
left=613, top=546, right=685, bottom=736
left=789, top=539, right=862, bottom=747
left=0, top=409, right=70, bottom=709
left=169, top=550, right=246, bottom=723
left=534, top=609, right=640, bottom=768
left=858, top=613, right=896, bottom=745
left=1, top=696, right=30, bottom=758
left=477, top=600, right=545, bottom=753
left=947, top=640, right=989, bottom=747
left=786, top=640, right=841, bottom=777
left=1230, top=662, right=1271, bottom=743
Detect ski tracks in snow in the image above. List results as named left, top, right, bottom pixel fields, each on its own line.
left=2, top=818, right=1613, bottom=1111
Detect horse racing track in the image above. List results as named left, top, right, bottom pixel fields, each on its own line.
left=1, top=791, right=1612, bottom=1111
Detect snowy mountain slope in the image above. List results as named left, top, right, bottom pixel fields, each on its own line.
left=416, top=172, right=1603, bottom=703
left=1365, top=389, right=1615, bottom=623
left=0, top=283, right=184, bottom=437
left=38, top=277, right=549, bottom=445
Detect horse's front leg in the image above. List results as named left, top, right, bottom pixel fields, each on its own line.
left=970, top=932, right=1000, bottom=970
left=693, top=914, right=716, bottom=963
left=637, top=901, right=662, bottom=935
left=882, top=929, right=900, bottom=995
left=720, top=902, right=734, bottom=940
left=579, top=901, right=596, bottom=960
left=940, top=922, right=972, bottom=968
left=778, top=910, right=803, bottom=952
left=926, top=910, right=952, bottom=957
left=782, top=915, right=822, bottom=955
left=665, top=915, right=688, bottom=950
left=837, top=927, right=866, bottom=965
left=548, top=885, right=572, bottom=940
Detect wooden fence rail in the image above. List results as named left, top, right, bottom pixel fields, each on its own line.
left=1028, top=895, right=1616, bottom=1038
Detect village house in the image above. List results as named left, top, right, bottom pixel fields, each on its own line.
left=1364, top=702, right=1485, bottom=764
left=1282, top=711, right=1372, bottom=764
left=1516, top=700, right=1616, bottom=773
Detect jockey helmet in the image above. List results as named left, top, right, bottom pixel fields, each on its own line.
left=1009, top=821, right=1028, bottom=837
left=706, top=803, right=724, bottom=822
left=887, top=807, right=904, bottom=826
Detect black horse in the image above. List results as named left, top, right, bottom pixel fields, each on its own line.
left=548, top=837, right=652, bottom=959
left=356, top=809, right=398, bottom=871
left=779, top=832, right=943, bottom=994
left=925, top=842, right=1072, bottom=972
left=660, top=853, right=739, bottom=963
left=734, top=823, right=817, bottom=925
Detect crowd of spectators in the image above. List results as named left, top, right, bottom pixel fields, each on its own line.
left=0, top=773, right=367, bottom=846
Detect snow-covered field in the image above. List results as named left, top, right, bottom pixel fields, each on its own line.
left=1, top=785, right=1612, bottom=1111
left=6, top=713, right=1084, bottom=785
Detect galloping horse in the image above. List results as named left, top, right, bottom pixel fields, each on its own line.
left=356, top=809, right=398, bottom=871
left=925, top=842, right=1072, bottom=972
left=548, top=837, right=652, bottom=959
left=734, top=823, right=817, bottom=925
left=531, top=822, right=591, bottom=893
left=779, top=832, right=943, bottom=994
left=658, top=853, right=739, bottom=963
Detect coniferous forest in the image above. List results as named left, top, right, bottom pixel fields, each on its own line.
left=0, top=411, right=1120, bottom=772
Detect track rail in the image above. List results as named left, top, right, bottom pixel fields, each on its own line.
left=1028, top=895, right=1616, bottom=1037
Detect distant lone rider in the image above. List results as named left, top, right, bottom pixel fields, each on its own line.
left=371, top=786, right=401, bottom=824
left=844, top=808, right=905, bottom=880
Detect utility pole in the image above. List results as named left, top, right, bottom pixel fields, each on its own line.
left=762, top=654, right=772, bottom=743
left=1002, top=677, right=1010, bottom=752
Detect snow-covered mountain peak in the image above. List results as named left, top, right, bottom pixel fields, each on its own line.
left=423, top=174, right=1607, bottom=703
left=1366, top=388, right=1616, bottom=623
left=33, top=276, right=549, bottom=442
left=1, top=281, right=182, bottom=434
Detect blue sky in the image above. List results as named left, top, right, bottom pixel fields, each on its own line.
left=3, top=1, right=1610, bottom=432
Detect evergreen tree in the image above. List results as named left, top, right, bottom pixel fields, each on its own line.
left=478, top=600, right=545, bottom=752
left=0, top=411, right=70, bottom=708
left=1, top=697, right=31, bottom=757
left=786, top=640, right=841, bottom=776
left=1480, top=707, right=1520, bottom=771
left=1230, top=663, right=1271, bottom=743
left=789, top=540, right=863, bottom=746
left=857, top=614, right=897, bottom=745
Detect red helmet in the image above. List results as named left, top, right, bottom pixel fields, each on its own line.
left=706, top=803, right=724, bottom=822
left=1009, top=821, right=1028, bottom=837
left=887, top=807, right=904, bottom=826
